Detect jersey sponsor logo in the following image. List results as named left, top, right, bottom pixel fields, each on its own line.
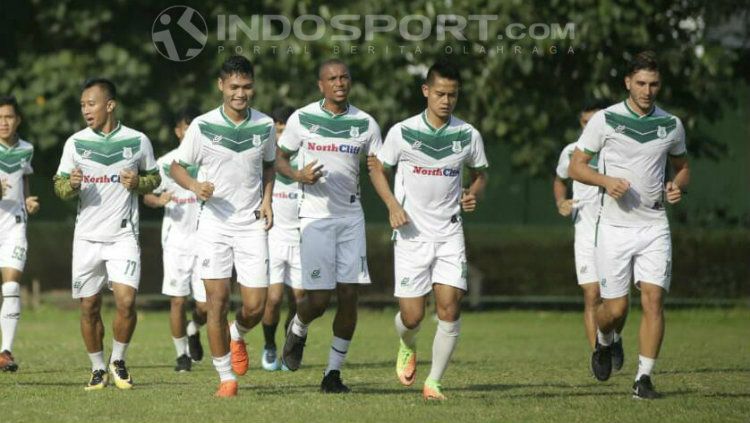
left=172, top=196, right=198, bottom=204
left=273, top=191, right=299, bottom=200
left=306, top=141, right=361, bottom=155
left=412, top=165, right=460, bottom=177
left=82, top=174, right=122, bottom=184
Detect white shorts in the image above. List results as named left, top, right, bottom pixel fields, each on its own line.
left=71, top=237, right=140, bottom=299
left=394, top=237, right=467, bottom=298
left=197, top=230, right=268, bottom=288
left=0, top=225, right=27, bottom=272
left=596, top=223, right=672, bottom=299
left=161, top=248, right=207, bottom=302
left=269, top=242, right=302, bottom=289
left=299, top=215, right=370, bottom=290
left=574, top=218, right=598, bottom=285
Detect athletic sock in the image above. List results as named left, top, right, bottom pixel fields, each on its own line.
left=212, top=352, right=236, bottom=382
left=263, top=323, right=278, bottom=349
left=427, top=319, right=461, bottom=382
left=110, top=340, right=129, bottom=363
left=394, top=312, right=420, bottom=349
left=613, top=332, right=622, bottom=342
left=172, top=336, right=188, bottom=357
left=636, top=355, right=656, bottom=381
left=324, top=336, right=351, bottom=376
left=290, top=314, right=308, bottom=337
left=1, top=282, right=21, bottom=352
left=597, top=329, right=614, bottom=346
left=230, top=320, right=249, bottom=342
left=88, top=351, right=106, bottom=372
left=186, top=320, right=200, bottom=336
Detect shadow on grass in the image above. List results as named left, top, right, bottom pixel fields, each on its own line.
left=660, top=367, right=750, bottom=375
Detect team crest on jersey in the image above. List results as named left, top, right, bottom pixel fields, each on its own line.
left=212, top=135, right=222, bottom=144
left=309, top=124, right=320, bottom=134
left=122, top=147, right=133, bottom=159
left=349, top=126, right=360, bottom=137
left=252, top=134, right=262, bottom=147
left=657, top=126, right=667, bottom=139
left=412, top=140, right=422, bottom=151
left=82, top=150, right=92, bottom=159
left=615, top=125, right=626, bottom=133
left=452, top=140, right=463, bottom=153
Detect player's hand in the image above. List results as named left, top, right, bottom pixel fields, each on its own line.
left=665, top=181, right=682, bottom=204
left=260, top=199, right=273, bottom=231
left=296, top=160, right=324, bottom=185
left=556, top=199, right=573, bottom=217
left=119, top=169, right=139, bottom=191
left=461, top=189, right=478, bottom=212
left=367, top=155, right=383, bottom=173
left=25, top=196, right=40, bottom=214
left=0, top=178, right=10, bottom=198
left=191, top=181, right=214, bottom=201
left=387, top=202, right=409, bottom=229
left=159, top=191, right=173, bottom=206
left=605, top=177, right=630, bottom=200
left=70, top=167, right=83, bottom=189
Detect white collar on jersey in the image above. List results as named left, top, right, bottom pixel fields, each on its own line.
left=319, top=98, right=350, bottom=117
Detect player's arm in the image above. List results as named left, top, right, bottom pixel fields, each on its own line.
left=143, top=192, right=172, bottom=208
left=368, top=157, right=408, bottom=229
left=260, top=161, right=275, bottom=230
left=569, top=149, right=630, bottom=200
left=553, top=176, right=572, bottom=217
left=23, top=175, right=40, bottom=214
left=170, top=161, right=213, bottom=201
left=665, top=155, right=690, bottom=204
left=461, top=168, right=488, bottom=212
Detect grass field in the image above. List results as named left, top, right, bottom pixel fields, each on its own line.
left=0, top=306, right=748, bottom=422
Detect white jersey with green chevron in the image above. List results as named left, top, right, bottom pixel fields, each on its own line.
left=556, top=142, right=600, bottom=225
left=56, top=122, right=158, bottom=242
left=0, top=138, right=34, bottom=233
left=175, top=106, right=276, bottom=234
left=269, top=154, right=300, bottom=244
left=576, top=101, right=687, bottom=227
left=377, top=111, right=489, bottom=242
left=278, top=100, right=382, bottom=218
left=154, top=149, right=200, bottom=252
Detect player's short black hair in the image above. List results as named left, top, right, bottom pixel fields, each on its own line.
left=174, top=106, right=201, bottom=126
left=425, top=60, right=462, bottom=86
left=82, top=78, right=117, bottom=100
left=581, top=99, right=610, bottom=114
left=0, top=95, right=22, bottom=118
left=220, top=55, right=254, bottom=79
left=317, top=58, right=349, bottom=80
left=271, top=106, right=295, bottom=124
left=627, top=50, right=659, bottom=76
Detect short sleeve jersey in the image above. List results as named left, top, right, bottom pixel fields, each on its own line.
left=377, top=112, right=489, bottom=242
left=278, top=100, right=382, bottom=219
left=174, top=106, right=275, bottom=234
left=154, top=149, right=200, bottom=252
left=555, top=142, right=600, bottom=225
left=0, top=138, right=34, bottom=232
left=56, top=123, right=158, bottom=242
left=576, top=101, right=687, bottom=227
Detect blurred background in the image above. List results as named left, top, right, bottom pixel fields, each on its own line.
left=0, top=0, right=747, bottom=304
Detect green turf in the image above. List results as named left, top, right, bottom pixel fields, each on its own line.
left=0, top=306, right=748, bottom=422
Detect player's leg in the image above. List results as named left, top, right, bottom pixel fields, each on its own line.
left=0, top=267, right=23, bottom=372
left=169, top=296, right=192, bottom=371
left=260, top=241, right=288, bottom=371
left=424, top=283, right=464, bottom=401
left=580, top=283, right=600, bottom=350
left=574, top=221, right=601, bottom=351
left=282, top=243, right=303, bottom=334
left=204, top=277, right=237, bottom=396
left=187, top=254, right=207, bottom=363
left=632, top=225, right=672, bottom=399
left=162, top=249, right=193, bottom=371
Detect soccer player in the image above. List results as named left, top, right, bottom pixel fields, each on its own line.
left=169, top=55, right=276, bottom=397
left=368, top=61, right=488, bottom=400
left=553, top=100, right=626, bottom=368
left=143, top=106, right=207, bottom=372
left=260, top=105, right=304, bottom=371
left=54, top=78, right=161, bottom=390
left=569, top=51, right=690, bottom=399
left=276, top=59, right=382, bottom=393
left=0, top=95, right=39, bottom=372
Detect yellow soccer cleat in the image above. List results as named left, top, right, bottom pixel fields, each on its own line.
left=109, top=360, right=133, bottom=390
left=396, top=340, right=417, bottom=386
left=423, top=377, right=446, bottom=401
left=84, top=369, right=109, bottom=391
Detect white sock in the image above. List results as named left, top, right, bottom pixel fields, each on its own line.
left=172, top=336, right=188, bottom=357
left=324, top=336, right=351, bottom=376
left=427, top=319, right=461, bottom=382
left=1, top=282, right=21, bottom=352
left=597, top=329, right=614, bottom=346
left=613, top=332, right=622, bottom=342
left=186, top=321, right=200, bottom=336
left=88, top=351, right=106, bottom=372
left=212, top=352, right=236, bottom=382
left=636, top=355, right=656, bottom=380
left=394, top=312, right=420, bottom=349
left=290, top=314, right=308, bottom=337
left=230, top=321, right=249, bottom=341
left=110, top=340, right=129, bottom=363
